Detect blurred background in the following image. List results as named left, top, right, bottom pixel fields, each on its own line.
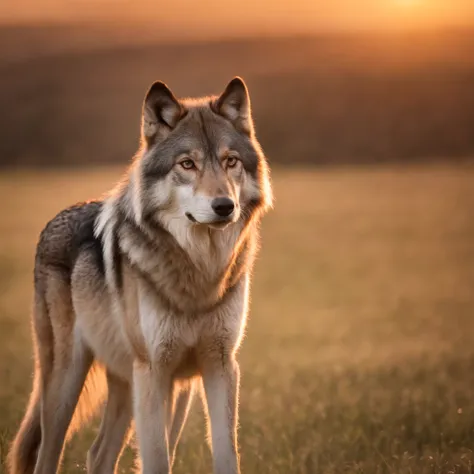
left=1, top=1, right=474, bottom=473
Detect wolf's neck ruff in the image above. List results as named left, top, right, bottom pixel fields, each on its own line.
left=95, top=178, right=258, bottom=314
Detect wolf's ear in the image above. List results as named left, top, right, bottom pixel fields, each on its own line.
left=142, top=81, right=184, bottom=144
left=214, top=77, right=253, bottom=134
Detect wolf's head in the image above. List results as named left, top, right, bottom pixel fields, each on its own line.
left=132, top=77, right=272, bottom=233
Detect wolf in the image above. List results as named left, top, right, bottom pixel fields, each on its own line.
left=7, top=77, right=272, bottom=474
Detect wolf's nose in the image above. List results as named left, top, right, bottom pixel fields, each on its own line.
left=212, top=197, right=235, bottom=217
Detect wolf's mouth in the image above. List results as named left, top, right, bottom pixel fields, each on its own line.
left=185, top=212, right=233, bottom=228
left=185, top=212, right=197, bottom=223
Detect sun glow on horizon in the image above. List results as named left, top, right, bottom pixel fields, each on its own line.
left=383, top=0, right=440, bottom=29
left=0, top=0, right=473, bottom=34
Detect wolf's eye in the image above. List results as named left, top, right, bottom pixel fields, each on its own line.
left=180, top=159, right=196, bottom=170
left=226, top=156, right=239, bottom=168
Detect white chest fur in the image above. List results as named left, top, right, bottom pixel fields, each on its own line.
left=137, top=275, right=249, bottom=367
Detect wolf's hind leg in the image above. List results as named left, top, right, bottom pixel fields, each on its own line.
left=168, top=380, right=195, bottom=466
left=8, top=268, right=97, bottom=474
left=32, top=270, right=94, bottom=474
left=87, top=371, right=132, bottom=474
left=34, top=341, right=93, bottom=474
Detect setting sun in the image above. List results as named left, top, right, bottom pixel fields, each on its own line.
left=395, top=0, right=422, bottom=4
left=390, top=0, right=426, bottom=20
left=392, top=0, right=426, bottom=10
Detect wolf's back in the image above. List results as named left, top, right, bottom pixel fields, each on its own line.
left=35, top=200, right=104, bottom=279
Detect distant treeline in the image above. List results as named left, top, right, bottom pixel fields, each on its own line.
left=1, top=27, right=474, bottom=167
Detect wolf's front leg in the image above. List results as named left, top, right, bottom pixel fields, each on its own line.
left=202, top=355, right=241, bottom=474
left=133, top=361, right=172, bottom=474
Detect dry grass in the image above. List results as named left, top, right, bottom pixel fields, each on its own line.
left=0, top=164, right=474, bottom=473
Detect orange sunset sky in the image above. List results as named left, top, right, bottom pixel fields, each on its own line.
left=1, top=0, right=473, bottom=35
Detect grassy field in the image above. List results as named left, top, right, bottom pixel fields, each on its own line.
left=0, top=165, right=474, bottom=473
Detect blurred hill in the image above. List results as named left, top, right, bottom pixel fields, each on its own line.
left=1, top=24, right=474, bottom=167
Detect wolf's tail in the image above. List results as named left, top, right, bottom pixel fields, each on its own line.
left=7, top=361, right=42, bottom=474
